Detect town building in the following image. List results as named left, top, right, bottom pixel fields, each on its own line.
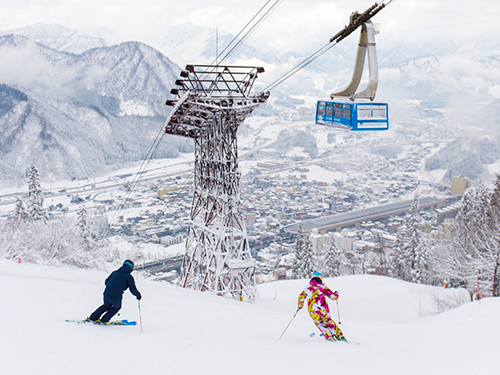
left=450, top=176, right=471, bottom=195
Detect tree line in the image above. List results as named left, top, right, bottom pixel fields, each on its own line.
left=0, top=163, right=116, bottom=269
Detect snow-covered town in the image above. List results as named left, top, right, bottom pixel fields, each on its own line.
left=0, top=99, right=478, bottom=285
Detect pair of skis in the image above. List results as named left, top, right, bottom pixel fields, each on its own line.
left=280, top=304, right=359, bottom=345
left=309, top=332, right=360, bottom=345
left=67, top=300, right=143, bottom=328
left=65, top=319, right=137, bottom=326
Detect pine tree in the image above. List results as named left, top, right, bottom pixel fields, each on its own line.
left=406, top=195, right=430, bottom=284
left=391, top=194, right=430, bottom=283
left=455, top=184, right=489, bottom=292
left=13, top=197, right=28, bottom=222
left=26, top=163, right=45, bottom=222
left=77, top=205, right=96, bottom=253
left=391, top=223, right=409, bottom=280
left=323, top=233, right=342, bottom=277
left=292, top=225, right=315, bottom=279
left=432, top=184, right=491, bottom=298
left=481, top=175, right=500, bottom=296
left=411, top=240, right=430, bottom=284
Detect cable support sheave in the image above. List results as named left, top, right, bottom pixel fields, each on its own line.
left=261, top=0, right=397, bottom=93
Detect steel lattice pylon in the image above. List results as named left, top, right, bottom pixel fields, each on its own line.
left=165, top=65, right=269, bottom=301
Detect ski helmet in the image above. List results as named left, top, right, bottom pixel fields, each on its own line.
left=123, top=259, right=134, bottom=270
left=311, top=271, right=323, bottom=281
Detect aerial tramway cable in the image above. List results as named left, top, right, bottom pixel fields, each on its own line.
left=262, top=40, right=340, bottom=92
left=104, top=1, right=397, bottom=236
left=262, top=0, right=396, bottom=93
left=199, top=0, right=283, bottom=82
left=104, top=125, right=166, bottom=236
left=103, top=1, right=284, bottom=236
left=208, top=0, right=282, bottom=67
left=214, top=0, right=284, bottom=66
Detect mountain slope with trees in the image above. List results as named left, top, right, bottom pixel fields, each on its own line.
left=0, top=35, right=192, bottom=183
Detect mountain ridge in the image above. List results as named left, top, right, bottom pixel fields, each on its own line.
left=0, top=34, right=191, bottom=183
left=2, top=24, right=500, bottom=184
left=0, top=23, right=107, bottom=54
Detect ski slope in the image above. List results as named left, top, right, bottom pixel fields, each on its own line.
left=1, top=259, right=499, bottom=375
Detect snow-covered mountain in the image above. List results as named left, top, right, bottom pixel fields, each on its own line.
left=0, top=23, right=106, bottom=54
left=0, top=34, right=191, bottom=183
left=378, top=50, right=500, bottom=110
left=2, top=22, right=500, bottom=184
left=158, top=22, right=282, bottom=67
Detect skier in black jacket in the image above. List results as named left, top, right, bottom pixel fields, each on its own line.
left=88, top=260, right=142, bottom=323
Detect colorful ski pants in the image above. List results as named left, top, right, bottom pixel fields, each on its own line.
left=309, top=306, right=344, bottom=340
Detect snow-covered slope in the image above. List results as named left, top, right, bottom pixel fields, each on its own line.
left=1, top=259, right=498, bottom=375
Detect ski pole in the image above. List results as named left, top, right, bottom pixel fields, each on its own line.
left=138, top=300, right=143, bottom=332
left=336, top=299, right=341, bottom=325
left=279, top=308, right=300, bottom=340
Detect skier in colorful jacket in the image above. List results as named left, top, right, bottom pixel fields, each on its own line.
left=89, top=260, right=142, bottom=323
left=298, top=272, right=346, bottom=341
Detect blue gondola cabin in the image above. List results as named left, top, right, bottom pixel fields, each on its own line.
left=316, top=101, right=389, bottom=131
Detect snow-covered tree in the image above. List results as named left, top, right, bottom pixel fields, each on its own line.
left=77, top=205, right=96, bottom=253
left=391, top=194, right=430, bottom=284
left=411, top=240, right=430, bottom=284
left=12, top=197, right=28, bottom=222
left=292, top=225, right=315, bottom=279
left=322, top=233, right=342, bottom=277
left=486, top=174, right=500, bottom=296
left=0, top=164, right=122, bottom=270
left=0, top=215, right=115, bottom=269
left=432, top=183, right=492, bottom=298
left=26, top=163, right=45, bottom=222
left=392, top=223, right=410, bottom=280
left=343, top=250, right=360, bottom=275
left=373, top=243, right=391, bottom=276
left=343, top=247, right=375, bottom=275
left=469, top=177, right=500, bottom=297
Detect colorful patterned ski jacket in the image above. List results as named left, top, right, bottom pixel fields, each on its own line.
left=298, top=279, right=338, bottom=312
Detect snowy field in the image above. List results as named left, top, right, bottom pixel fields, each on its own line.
left=1, top=259, right=499, bottom=375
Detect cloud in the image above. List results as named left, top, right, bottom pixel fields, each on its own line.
left=1, top=0, right=499, bottom=54
left=0, top=40, right=58, bottom=88
left=0, top=37, right=109, bottom=98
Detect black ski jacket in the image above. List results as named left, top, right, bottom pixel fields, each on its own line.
left=103, top=265, right=141, bottom=304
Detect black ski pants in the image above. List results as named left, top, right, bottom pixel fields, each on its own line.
left=89, top=296, right=122, bottom=322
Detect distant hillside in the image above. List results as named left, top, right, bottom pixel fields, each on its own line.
left=2, top=24, right=500, bottom=184
left=0, top=35, right=192, bottom=183
left=0, top=23, right=106, bottom=54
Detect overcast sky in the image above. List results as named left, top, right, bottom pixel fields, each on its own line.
left=1, top=0, right=499, bottom=53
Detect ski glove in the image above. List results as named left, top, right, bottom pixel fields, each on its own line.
left=137, top=295, right=142, bottom=300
